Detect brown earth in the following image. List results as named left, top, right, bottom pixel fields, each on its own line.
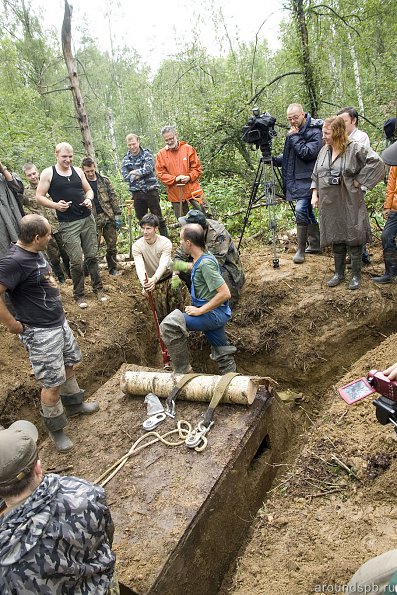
left=1, top=240, right=397, bottom=594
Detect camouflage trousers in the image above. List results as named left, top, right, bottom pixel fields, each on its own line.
left=149, top=277, right=189, bottom=323
left=107, top=570, right=120, bottom=595
left=46, top=231, right=70, bottom=278
left=95, top=212, right=118, bottom=271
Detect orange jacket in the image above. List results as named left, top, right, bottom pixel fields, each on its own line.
left=155, top=141, right=204, bottom=203
left=384, top=166, right=397, bottom=211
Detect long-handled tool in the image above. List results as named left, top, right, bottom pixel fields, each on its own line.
left=176, top=183, right=185, bottom=218
left=125, top=200, right=133, bottom=260
left=144, top=273, right=171, bottom=370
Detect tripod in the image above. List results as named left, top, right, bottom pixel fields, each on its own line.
left=237, top=152, right=294, bottom=268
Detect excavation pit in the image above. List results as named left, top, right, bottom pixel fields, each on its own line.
left=38, top=364, right=295, bottom=595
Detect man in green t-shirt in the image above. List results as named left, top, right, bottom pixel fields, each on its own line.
left=160, top=224, right=236, bottom=374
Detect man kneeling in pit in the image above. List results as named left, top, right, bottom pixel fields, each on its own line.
left=160, top=223, right=237, bottom=375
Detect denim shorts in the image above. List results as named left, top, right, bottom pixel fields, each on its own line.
left=19, top=319, right=82, bottom=387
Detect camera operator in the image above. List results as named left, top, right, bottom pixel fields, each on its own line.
left=273, top=103, right=323, bottom=264
left=311, top=116, right=384, bottom=290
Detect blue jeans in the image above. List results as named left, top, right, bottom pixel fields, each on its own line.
left=295, top=197, right=317, bottom=226
left=184, top=308, right=230, bottom=346
left=382, top=211, right=397, bottom=253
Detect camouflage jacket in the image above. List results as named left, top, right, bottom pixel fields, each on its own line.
left=23, top=185, right=60, bottom=232
left=175, top=218, right=245, bottom=290
left=92, top=173, right=121, bottom=220
left=0, top=473, right=116, bottom=594
left=121, top=147, right=160, bottom=193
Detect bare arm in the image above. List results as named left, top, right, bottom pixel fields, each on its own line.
left=0, top=285, right=23, bottom=334
left=76, top=167, right=94, bottom=207
left=185, top=282, right=231, bottom=316
left=35, top=168, right=71, bottom=212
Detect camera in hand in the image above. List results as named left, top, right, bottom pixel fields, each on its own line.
left=242, top=107, right=277, bottom=162
left=328, top=176, right=341, bottom=185
left=368, top=369, right=397, bottom=430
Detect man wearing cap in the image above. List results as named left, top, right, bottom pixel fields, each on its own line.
left=160, top=223, right=237, bottom=375
left=155, top=126, right=207, bottom=219
left=0, top=214, right=99, bottom=452
left=372, top=139, right=397, bottom=284
left=175, top=209, right=245, bottom=308
left=0, top=420, right=119, bottom=594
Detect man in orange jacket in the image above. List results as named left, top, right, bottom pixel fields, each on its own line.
left=373, top=139, right=397, bottom=283
left=155, top=126, right=207, bottom=219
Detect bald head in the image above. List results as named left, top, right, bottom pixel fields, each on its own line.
left=18, top=214, right=50, bottom=244
left=180, top=223, right=206, bottom=251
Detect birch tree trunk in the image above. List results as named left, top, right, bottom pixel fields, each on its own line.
left=348, top=32, right=364, bottom=115
left=290, top=0, right=319, bottom=117
left=61, top=0, right=95, bottom=158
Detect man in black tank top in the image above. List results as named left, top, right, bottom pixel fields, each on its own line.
left=36, top=142, right=108, bottom=308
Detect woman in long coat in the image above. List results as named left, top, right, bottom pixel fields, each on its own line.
left=311, top=116, right=384, bottom=289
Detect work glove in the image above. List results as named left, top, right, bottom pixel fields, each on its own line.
left=171, top=260, right=190, bottom=273
left=115, top=215, right=123, bottom=230
left=170, top=275, right=183, bottom=291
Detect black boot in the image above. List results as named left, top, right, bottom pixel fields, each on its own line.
left=158, top=217, right=169, bottom=238
left=210, top=345, right=237, bottom=374
left=293, top=224, right=308, bottom=264
left=372, top=251, right=397, bottom=284
left=51, top=261, right=66, bottom=283
left=305, top=223, right=322, bottom=254
left=42, top=401, right=73, bottom=452
left=328, top=244, right=346, bottom=287
left=60, top=375, right=99, bottom=416
left=349, top=245, right=362, bottom=290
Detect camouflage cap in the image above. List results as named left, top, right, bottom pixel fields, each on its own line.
left=178, top=209, right=207, bottom=228
left=0, top=420, right=38, bottom=487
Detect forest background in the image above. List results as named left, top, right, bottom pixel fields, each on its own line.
left=1, top=0, right=396, bottom=242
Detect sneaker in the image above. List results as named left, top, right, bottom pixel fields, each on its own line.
left=76, top=298, right=88, bottom=309
left=96, top=291, right=109, bottom=303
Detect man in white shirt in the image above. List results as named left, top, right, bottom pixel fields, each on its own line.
left=131, top=214, right=186, bottom=321
left=337, top=106, right=371, bottom=264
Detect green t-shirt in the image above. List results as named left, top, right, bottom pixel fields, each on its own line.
left=193, top=255, right=225, bottom=301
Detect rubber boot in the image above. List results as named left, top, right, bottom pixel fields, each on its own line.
left=349, top=245, right=362, bottom=290
left=160, top=309, right=192, bottom=374
left=305, top=223, right=322, bottom=254
left=210, top=345, right=237, bottom=374
left=372, top=251, right=397, bottom=284
left=42, top=401, right=73, bottom=452
left=60, top=375, right=99, bottom=417
left=51, top=261, right=66, bottom=283
left=293, top=224, right=308, bottom=264
left=328, top=244, right=346, bottom=287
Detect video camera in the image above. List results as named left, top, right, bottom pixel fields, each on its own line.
left=339, top=370, right=397, bottom=432
left=242, top=107, right=277, bottom=162
left=369, top=370, right=397, bottom=429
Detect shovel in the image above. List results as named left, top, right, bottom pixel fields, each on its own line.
left=176, top=183, right=185, bottom=218
left=144, top=273, right=171, bottom=370
left=124, top=200, right=134, bottom=261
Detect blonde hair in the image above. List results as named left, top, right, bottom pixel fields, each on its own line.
left=126, top=133, right=139, bottom=142
left=323, top=116, right=348, bottom=153
left=55, top=142, right=73, bottom=154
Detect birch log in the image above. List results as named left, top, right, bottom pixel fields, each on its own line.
left=120, top=371, right=272, bottom=406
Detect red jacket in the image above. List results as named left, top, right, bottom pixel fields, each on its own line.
left=155, top=141, right=204, bottom=203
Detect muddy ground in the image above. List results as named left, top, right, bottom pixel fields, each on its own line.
left=1, top=238, right=397, bottom=594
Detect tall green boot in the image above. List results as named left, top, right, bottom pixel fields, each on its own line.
left=305, top=223, right=322, bottom=254
left=293, top=224, right=308, bottom=264
left=42, top=400, right=73, bottom=452
left=328, top=244, right=346, bottom=287
left=349, top=245, right=362, bottom=290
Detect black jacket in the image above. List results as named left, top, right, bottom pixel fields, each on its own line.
left=274, top=114, right=323, bottom=201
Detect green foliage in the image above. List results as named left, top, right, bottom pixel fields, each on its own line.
left=0, top=0, right=395, bottom=243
